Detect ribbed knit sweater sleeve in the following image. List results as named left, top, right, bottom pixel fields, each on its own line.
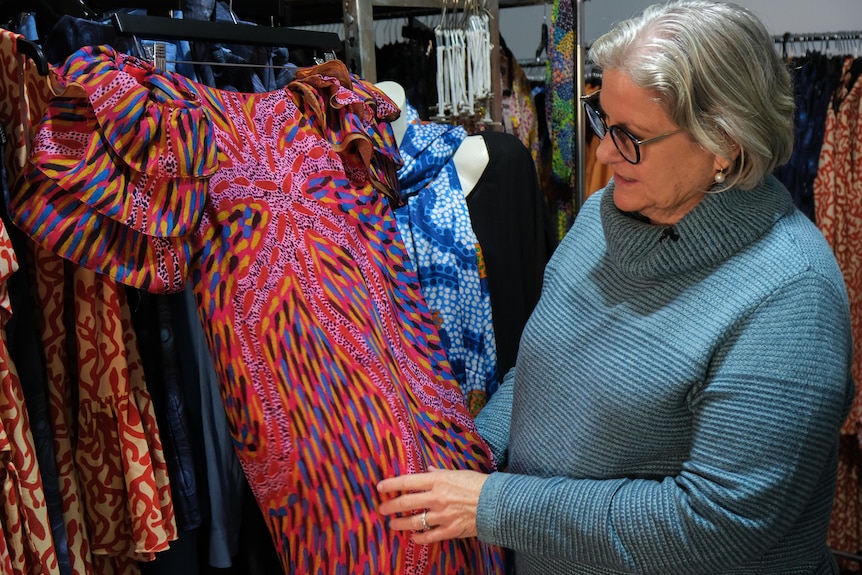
left=474, top=181, right=854, bottom=574
left=475, top=366, right=514, bottom=468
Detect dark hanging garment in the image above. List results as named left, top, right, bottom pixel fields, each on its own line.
left=774, top=52, right=843, bottom=222
left=375, top=17, right=437, bottom=120
left=466, top=130, right=554, bottom=379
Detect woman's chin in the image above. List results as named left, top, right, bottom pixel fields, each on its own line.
left=612, top=192, right=644, bottom=216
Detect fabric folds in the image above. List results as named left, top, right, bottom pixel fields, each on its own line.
left=11, top=47, right=219, bottom=293
left=9, top=45, right=505, bottom=575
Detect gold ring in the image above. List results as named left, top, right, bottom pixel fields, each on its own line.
left=420, top=510, right=430, bottom=531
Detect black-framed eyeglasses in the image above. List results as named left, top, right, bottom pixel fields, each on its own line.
left=581, top=90, right=684, bottom=165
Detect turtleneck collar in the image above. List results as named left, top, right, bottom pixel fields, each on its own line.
left=600, top=175, right=796, bottom=280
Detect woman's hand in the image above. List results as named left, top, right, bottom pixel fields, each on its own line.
left=377, top=466, right=490, bottom=544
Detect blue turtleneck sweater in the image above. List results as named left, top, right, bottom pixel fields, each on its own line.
left=475, top=176, right=854, bottom=574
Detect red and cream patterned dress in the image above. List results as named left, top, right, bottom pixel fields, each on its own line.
left=1, top=30, right=176, bottom=575
left=0, top=218, right=59, bottom=575
left=813, top=55, right=862, bottom=564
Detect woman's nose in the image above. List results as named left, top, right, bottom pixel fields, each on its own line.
left=593, top=131, right=621, bottom=165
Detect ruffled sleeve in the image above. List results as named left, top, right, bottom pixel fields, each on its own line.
left=289, top=60, right=405, bottom=206
left=8, top=45, right=219, bottom=294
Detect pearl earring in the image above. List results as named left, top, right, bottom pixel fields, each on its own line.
left=714, top=169, right=726, bottom=184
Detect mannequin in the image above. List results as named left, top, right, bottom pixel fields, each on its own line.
left=375, top=80, right=489, bottom=196
left=452, top=134, right=489, bottom=196
left=374, top=80, right=551, bottom=383
left=376, top=80, right=409, bottom=146
left=377, top=81, right=554, bottom=390
left=374, top=80, right=499, bottom=413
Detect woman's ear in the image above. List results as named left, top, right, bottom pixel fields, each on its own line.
left=714, top=158, right=732, bottom=173
left=723, top=140, right=742, bottom=169
left=714, top=146, right=738, bottom=173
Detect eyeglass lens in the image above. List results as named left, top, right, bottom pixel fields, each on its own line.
left=583, top=96, right=640, bottom=164
left=584, top=100, right=606, bottom=138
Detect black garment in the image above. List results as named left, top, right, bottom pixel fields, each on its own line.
left=466, top=130, right=554, bottom=379
left=376, top=18, right=436, bottom=120
left=182, top=0, right=298, bottom=93
left=41, top=13, right=138, bottom=66
left=127, top=289, right=202, bottom=532
left=774, top=52, right=843, bottom=222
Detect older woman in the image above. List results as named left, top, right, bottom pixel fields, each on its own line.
left=377, top=2, right=854, bottom=574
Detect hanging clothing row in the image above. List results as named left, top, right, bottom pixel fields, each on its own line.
left=0, top=3, right=516, bottom=574
left=771, top=34, right=862, bottom=574
left=342, top=0, right=504, bottom=126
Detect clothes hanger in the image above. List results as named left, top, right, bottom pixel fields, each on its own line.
left=16, top=37, right=49, bottom=76
left=535, top=3, right=549, bottom=63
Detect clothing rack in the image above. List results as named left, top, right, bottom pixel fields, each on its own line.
left=774, top=30, right=862, bottom=43
left=773, top=30, right=862, bottom=56
left=516, top=57, right=547, bottom=83
left=341, top=0, right=502, bottom=126
left=110, top=12, right=342, bottom=51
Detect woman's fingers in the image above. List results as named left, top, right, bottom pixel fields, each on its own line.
left=377, top=489, right=433, bottom=516
left=383, top=510, right=430, bottom=531
left=376, top=469, right=487, bottom=540
left=378, top=467, right=442, bottom=495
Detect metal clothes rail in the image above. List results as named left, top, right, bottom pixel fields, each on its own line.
left=773, top=30, right=862, bottom=56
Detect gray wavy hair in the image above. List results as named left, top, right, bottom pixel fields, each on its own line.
left=588, top=0, right=794, bottom=190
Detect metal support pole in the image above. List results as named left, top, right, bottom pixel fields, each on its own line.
left=575, top=0, right=587, bottom=211
left=487, top=0, right=503, bottom=129
left=343, top=0, right=377, bottom=81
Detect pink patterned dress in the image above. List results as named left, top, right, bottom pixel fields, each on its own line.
left=9, top=45, right=505, bottom=574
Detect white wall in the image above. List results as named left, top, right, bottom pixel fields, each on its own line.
left=499, top=0, right=862, bottom=63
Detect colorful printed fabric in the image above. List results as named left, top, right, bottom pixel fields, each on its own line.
left=30, top=248, right=98, bottom=575
left=499, top=45, right=540, bottom=168
left=11, top=51, right=219, bottom=293
left=0, top=30, right=56, bottom=183
left=72, top=267, right=177, bottom=561
left=813, top=55, right=862, bottom=561
left=10, top=46, right=505, bottom=575
left=395, top=102, right=498, bottom=414
left=29, top=228, right=175, bottom=575
left=0, top=217, right=60, bottom=575
left=1, top=30, right=177, bottom=575
left=0, top=34, right=58, bottom=572
left=546, top=0, right=576, bottom=239
left=813, top=56, right=862, bottom=437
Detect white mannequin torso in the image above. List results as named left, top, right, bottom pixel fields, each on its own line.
left=375, top=80, right=489, bottom=196
left=375, top=81, right=408, bottom=146
left=452, top=135, right=489, bottom=197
